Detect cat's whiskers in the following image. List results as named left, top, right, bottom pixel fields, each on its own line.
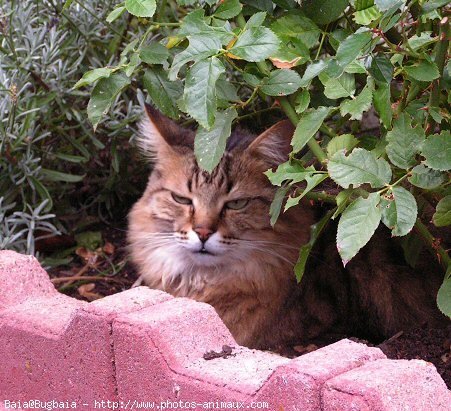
left=239, top=243, right=295, bottom=267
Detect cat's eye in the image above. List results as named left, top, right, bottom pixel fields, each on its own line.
left=171, top=192, right=192, bottom=205
left=225, top=199, right=249, bottom=210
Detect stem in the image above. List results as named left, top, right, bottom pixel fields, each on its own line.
left=414, top=219, right=450, bottom=271
left=303, top=191, right=336, bottom=204
left=278, top=97, right=328, bottom=163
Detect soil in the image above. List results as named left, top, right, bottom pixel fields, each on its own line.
left=45, top=224, right=451, bottom=390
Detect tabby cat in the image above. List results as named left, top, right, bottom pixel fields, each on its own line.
left=128, top=104, right=447, bottom=349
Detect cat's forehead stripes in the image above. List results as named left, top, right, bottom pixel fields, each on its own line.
left=188, top=154, right=233, bottom=195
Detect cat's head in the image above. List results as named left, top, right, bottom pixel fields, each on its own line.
left=129, top=105, right=295, bottom=270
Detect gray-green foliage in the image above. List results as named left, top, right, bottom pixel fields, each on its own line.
left=0, top=0, right=141, bottom=255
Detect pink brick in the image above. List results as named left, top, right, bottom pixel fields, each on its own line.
left=0, top=251, right=56, bottom=309
left=322, top=358, right=451, bottom=411
left=254, top=339, right=386, bottom=411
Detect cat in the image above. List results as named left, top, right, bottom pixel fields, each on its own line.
left=128, top=104, right=448, bottom=349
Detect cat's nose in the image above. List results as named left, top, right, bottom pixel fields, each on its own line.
left=194, top=227, right=213, bottom=243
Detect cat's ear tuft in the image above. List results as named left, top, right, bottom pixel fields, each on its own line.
left=247, top=120, right=294, bottom=166
left=137, top=104, right=194, bottom=160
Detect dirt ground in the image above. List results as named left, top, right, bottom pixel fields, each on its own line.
left=45, top=225, right=451, bottom=389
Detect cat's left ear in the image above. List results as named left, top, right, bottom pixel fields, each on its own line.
left=247, top=120, right=294, bottom=166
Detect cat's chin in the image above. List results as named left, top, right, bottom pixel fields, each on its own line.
left=188, top=250, right=224, bottom=266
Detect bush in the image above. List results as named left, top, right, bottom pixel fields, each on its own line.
left=1, top=1, right=450, bottom=315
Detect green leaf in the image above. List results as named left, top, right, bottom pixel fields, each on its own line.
left=270, top=13, right=320, bottom=49
left=143, top=68, right=183, bottom=120
left=328, top=148, right=392, bottom=188
left=335, top=30, right=372, bottom=71
left=295, top=89, right=310, bottom=114
left=214, top=0, right=242, bottom=19
left=400, top=232, right=423, bottom=268
left=404, top=59, right=440, bottom=82
left=407, top=32, right=435, bottom=51
left=183, top=58, right=225, bottom=129
left=319, top=72, right=355, bottom=99
left=422, top=0, right=450, bottom=13
left=260, top=69, right=301, bottom=96
left=332, top=188, right=355, bottom=219
left=373, top=82, right=392, bottom=128
left=353, top=0, right=382, bottom=25
left=216, top=78, right=239, bottom=104
left=385, top=113, right=425, bottom=169
left=41, top=169, right=85, bottom=183
left=106, top=6, right=126, bottom=23
left=140, top=42, right=170, bottom=65
left=433, top=196, right=451, bottom=227
left=300, top=0, right=349, bottom=25
left=295, top=209, right=334, bottom=283
left=73, top=68, right=112, bottom=89
left=422, top=131, right=451, bottom=171
left=380, top=186, right=417, bottom=236
left=337, top=192, right=381, bottom=265
left=408, top=164, right=445, bottom=189
left=125, top=0, right=156, bottom=17
left=87, top=73, right=131, bottom=130
left=375, top=0, right=404, bottom=11
left=179, top=10, right=234, bottom=44
left=437, top=276, right=451, bottom=318
left=245, top=12, right=267, bottom=28
left=194, top=108, right=237, bottom=172
left=327, top=134, right=359, bottom=157
left=265, top=160, right=316, bottom=186
left=170, top=35, right=222, bottom=80
left=339, top=78, right=374, bottom=120
left=28, top=176, right=53, bottom=212
left=63, top=0, right=74, bottom=10
left=369, top=55, right=393, bottom=84
left=284, top=174, right=328, bottom=211
left=298, top=60, right=327, bottom=87
left=270, top=186, right=289, bottom=226
left=291, top=106, right=331, bottom=153
left=75, top=231, right=103, bottom=250
left=228, top=27, right=280, bottom=62
left=270, top=36, right=310, bottom=68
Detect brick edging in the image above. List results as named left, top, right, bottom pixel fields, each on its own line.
left=0, top=251, right=449, bottom=410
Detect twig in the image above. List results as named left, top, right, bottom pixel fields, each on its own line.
left=51, top=274, right=119, bottom=284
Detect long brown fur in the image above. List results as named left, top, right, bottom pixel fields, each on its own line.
left=128, top=106, right=448, bottom=349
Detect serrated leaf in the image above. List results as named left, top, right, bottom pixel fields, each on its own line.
left=408, top=164, right=445, bottom=189
left=284, top=174, right=328, bottom=211
left=295, top=89, right=310, bottom=114
left=319, top=72, right=356, bottom=99
left=339, top=78, right=374, bottom=120
left=228, top=27, right=280, bottom=62
left=385, top=113, right=425, bottom=169
left=404, top=59, right=440, bottom=82
left=332, top=188, right=355, bottom=219
left=260, top=69, right=301, bottom=96
left=183, top=57, right=225, bottom=129
left=373, top=82, right=392, bottom=128
left=291, top=106, right=331, bottom=153
left=354, top=5, right=382, bottom=25
left=270, top=36, right=310, bottom=68
left=143, top=68, right=182, bottom=119
left=337, top=192, right=381, bottom=265
left=216, top=78, right=239, bottom=103
left=245, top=12, right=267, bottom=28
left=265, top=160, right=316, bottom=186
left=169, top=35, right=222, bottom=80
left=300, top=0, right=348, bottom=25
left=194, top=108, right=237, bottom=172
left=125, top=0, right=156, bottom=17
left=327, top=134, right=359, bottom=157
left=328, top=148, right=392, bottom=188
left=140, top=42, right=170, bottom=65
left=437, top=276, right=451, bottom=318
left=298, top=60, right=327, bottom=87
left=269, top=186, right=289, bottom=226
left=74, top=68, right=112, bottom=89
left=270, top=13, right=320, bottom=49
left=380, top=186, right=417, bottom=236
left=214, top=0, right=242, bottom=19
left=422, top=0, right=450, bottom=13
left=433, top=196, right=451, bottom=227
left=375, top=0, right=403, bottom=11
left=106, top=6, right=126, bottom=23
left=407, top=32, right=435, bottom=51
left=336, top=30, right=372, bottom=70
left=87, top=73, right=130, bottom=130
left=422, top=131, right=451, bottom=171
left=369, top=55, right=393, bottom=83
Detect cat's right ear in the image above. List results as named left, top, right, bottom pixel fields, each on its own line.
left=137, top=104, right=194, bottom=160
